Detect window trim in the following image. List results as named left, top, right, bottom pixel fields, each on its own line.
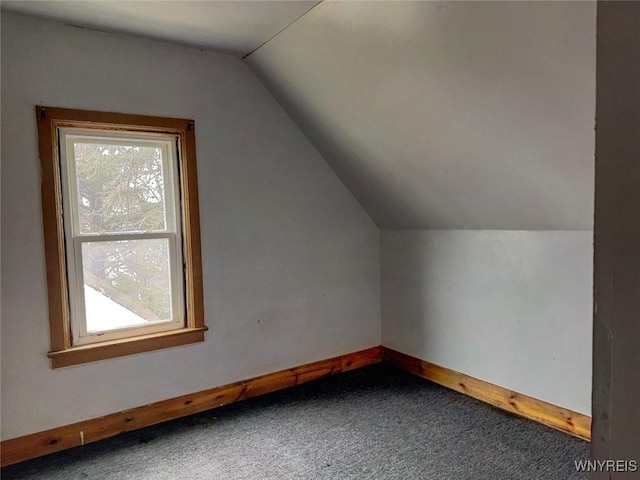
left=37, top=106, right=206, bottom=368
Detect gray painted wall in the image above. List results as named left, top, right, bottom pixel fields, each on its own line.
left=382, top=230, right=593, bottom=415
left=247, top=1, right=596, bottom=230
left=1, top=2, right=598, bottom=444
left=248, top=0, right=597, bottom=420
left=592, top=2, right=640, bottom=475
left=0, top=13, right=380, bottom=440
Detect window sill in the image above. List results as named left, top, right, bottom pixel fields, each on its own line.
left=47, top=327, right=208, bottom=368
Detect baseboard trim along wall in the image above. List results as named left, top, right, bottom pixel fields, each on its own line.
left=382, top=347, right=592, bottom=441
left=2, top=345, right=592, bottom=466
left=0, top=346, right=383, bottom=467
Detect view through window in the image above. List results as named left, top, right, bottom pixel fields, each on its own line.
left=59, top=132, right=185, bottom=345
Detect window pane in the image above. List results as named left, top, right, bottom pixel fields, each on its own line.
left=73, top=142, right=168, bottom=234
left=81, top=239, right=174, bottom=333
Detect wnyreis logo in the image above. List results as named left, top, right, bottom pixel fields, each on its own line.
left=575, top=460, right=638, bottom=472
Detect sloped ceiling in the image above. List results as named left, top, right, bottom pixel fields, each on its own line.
left=246, top=1, right=596, bottom=230
left=1, top=1, right=596, bottom=230
left=1, top=1, right=320, bottom=57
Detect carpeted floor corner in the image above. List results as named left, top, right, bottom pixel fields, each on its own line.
left=1, top=364, right=589, bottom=480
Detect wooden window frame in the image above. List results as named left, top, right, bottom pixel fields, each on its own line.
left=37, top=106, right=206, bottom=368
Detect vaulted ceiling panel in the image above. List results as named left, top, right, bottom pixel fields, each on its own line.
left=2, top=1, right=596, bottom=229
left=246, top=1, right=596, bottom=229
left=1, top=0, right=320, bottom=57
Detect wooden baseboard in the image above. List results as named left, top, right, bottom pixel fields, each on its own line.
left=382, top=347, right=591, bottom=441
left=0, top=346, right=382, bottom=467
left=1, top=345, right=592, bottom=467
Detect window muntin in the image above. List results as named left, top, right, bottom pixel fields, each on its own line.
left=58, top=129, right=185, bottom=345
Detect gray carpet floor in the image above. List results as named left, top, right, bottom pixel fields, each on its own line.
left=2, top=364, right=589, bottom=480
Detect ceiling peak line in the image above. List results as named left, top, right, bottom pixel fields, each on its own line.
left=242, top=0, right=322, bottom=60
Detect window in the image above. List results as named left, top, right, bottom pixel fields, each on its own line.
left=37, top=107, right=206, bottom=368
